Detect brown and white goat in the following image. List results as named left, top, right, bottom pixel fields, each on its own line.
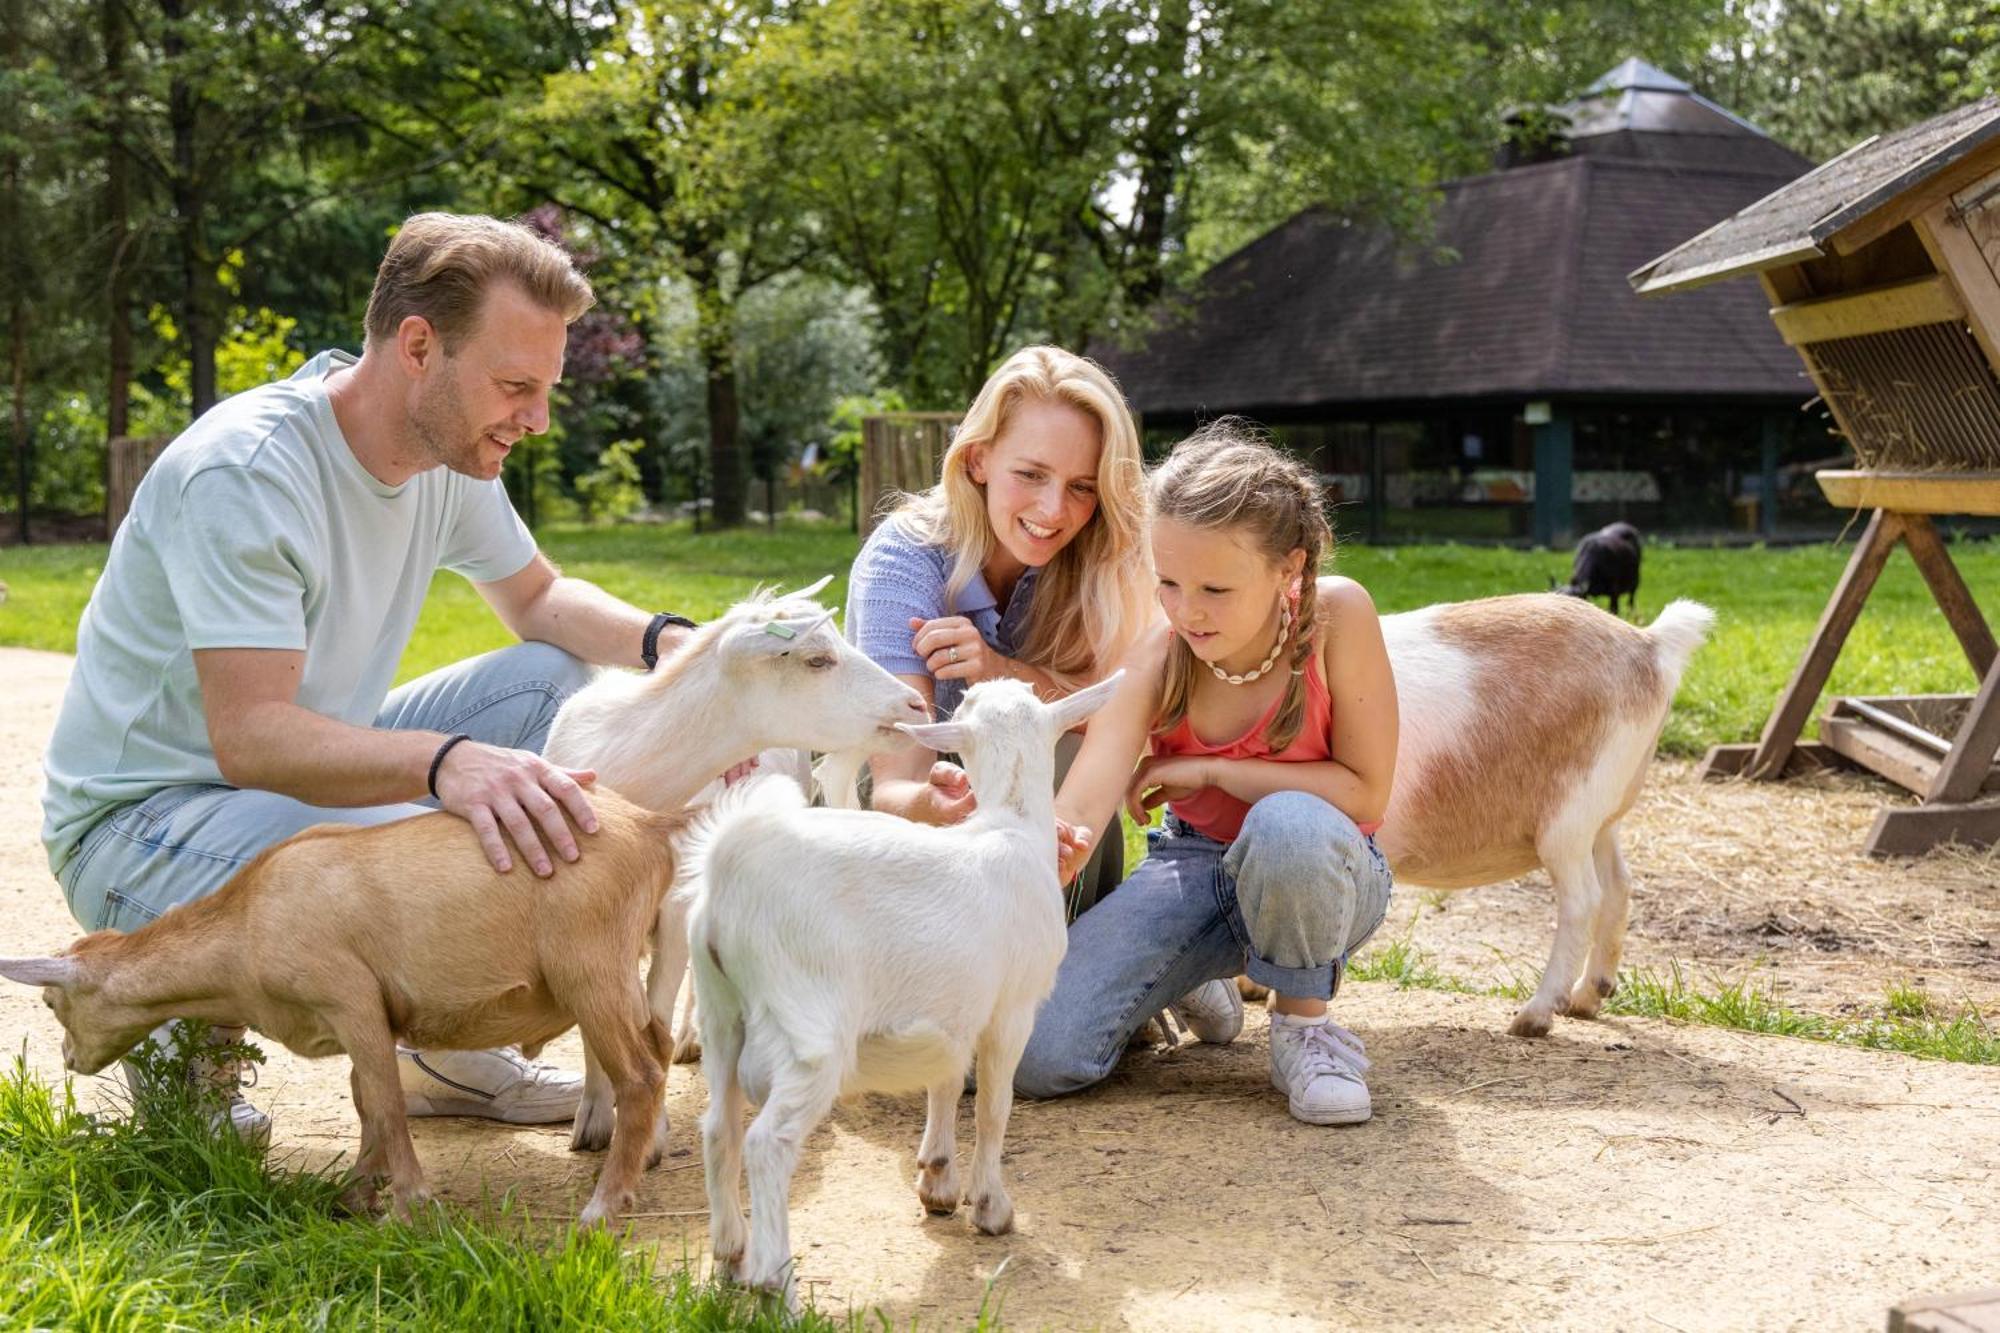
left=1370, top=593, right=1714, bottom=1036
left=2, top=792, right=684, bottom=1227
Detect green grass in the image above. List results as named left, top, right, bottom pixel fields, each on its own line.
left=12, top=523, right=2000, bottom=759
left=0, top=1031, right=881, bottom=1331
left=1348, top=934, right=2000, bottom=1065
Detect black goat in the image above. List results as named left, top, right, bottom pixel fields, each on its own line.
left=1555, top=521, right=1642, bottom=616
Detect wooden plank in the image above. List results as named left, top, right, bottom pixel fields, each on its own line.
left=1900, top=514, right=1999, bottom=678
left=1866, top=799, right=2000, bottom=856
left=1696, top=740, right=1851, bottom=782
left=1817, top=471, right=2000, bottom=516
left=1892, top=1289, right=2000, bottom=1333
left=1746, top=509, right=1903, bottom=779
left=1928, top=648, right=2000, bottom=802
left=1761, top=271, right=1874, bottom=451
left=1820, top=714, right=1941, bottom=795
left=1771, top=274, right=1964, bottom=346
left=1916, top=198, right=2000, bottom=380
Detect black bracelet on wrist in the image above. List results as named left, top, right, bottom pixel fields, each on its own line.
left=427, top=733, right=473, bottom=800
left=642, top=611, right=699, bottom=671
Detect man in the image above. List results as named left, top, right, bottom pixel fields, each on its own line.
left=42, top=212, right=699, bottom=1142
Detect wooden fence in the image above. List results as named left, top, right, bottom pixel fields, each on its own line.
left=858, top=412, right=960, bottom=536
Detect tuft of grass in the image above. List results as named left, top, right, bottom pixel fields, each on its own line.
left=0, top=1035, right=923, bottom=1330
left=1344, top=941, right=2000, bottom=1065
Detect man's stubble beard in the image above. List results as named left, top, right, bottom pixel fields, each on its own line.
left=408, top=363, right=485, bottom=478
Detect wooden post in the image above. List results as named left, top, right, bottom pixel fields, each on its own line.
left=1745, top=508, right=1904, bottom=778
left=1532, top=409, right=1572, bottom=548
left=1366, top=421, right=1384, bottom=544
left=1899, top=514, right=1998, bottom=680
left=1759, top=415, right=1781, bottom=540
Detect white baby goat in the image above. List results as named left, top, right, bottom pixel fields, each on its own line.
left=541, top=580, right=927, bottom=1158
left=682, top=673, right=1124, bottom=1304
left=1374, top=593, right=1714, bottom=1037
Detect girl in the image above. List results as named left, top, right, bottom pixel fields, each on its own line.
left=846, top=345, right=1154, bottom=906
left=1022, top=423, right=1398, bottom=1125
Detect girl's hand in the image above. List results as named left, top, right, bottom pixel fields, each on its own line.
left=1056, top=817, right=1093, bottom=882
left=911, top=616, right=1009, bottom=683
left=921, top=760, right=977, bottom=825
left=1124, top=754, right=1212, bottom=824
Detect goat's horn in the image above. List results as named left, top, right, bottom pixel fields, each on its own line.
left=788, top=574, right=834, bottom=601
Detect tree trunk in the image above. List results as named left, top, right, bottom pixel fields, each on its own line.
left=1124, top=0, right=1190, bottom=309
left=694, top=279, right=746, bottom=528
left=104, top=0, right=131, bottom=449
left=163, top=0, right=216, bottom=417
left=4, top=0, right=26, bottom=543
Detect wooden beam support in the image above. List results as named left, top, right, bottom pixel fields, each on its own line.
left=1899, top=514, right=1999, bottom=679
left=1865, top=800, right=2000, bottom=857
left=1696, top=740, right=1851, bottom=782
left=1745, top=509, right=1904, bottom=779
left=1770, top=274, right=1964, bottom=346
left=1817, top=470, right=2000, bottom=516
left=1927, top=649, right=2000, bottom=803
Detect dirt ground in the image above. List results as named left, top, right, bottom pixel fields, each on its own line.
left=1, top=647, right=1995, bottom=1331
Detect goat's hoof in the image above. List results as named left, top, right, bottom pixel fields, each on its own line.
left=568, top=1103, right=614, bottom=1154
left=1596, top=975, right=1618, bottom=998
left=577, top=1197, right=626, bottom=1230
left=386, top=1188, right=435, bottom=1224
left=337, top=1179, right=382, bottom=1216
left=1507, top=1010, right=1554, bottom=1039
left=971, top=1192, right=1014, bottom=1236
left=916, top=1167, right=961, bottom=1216
left=1236, top=974, right=1270, bottom=1002
left=672, top=1028, right=702, bottom=1065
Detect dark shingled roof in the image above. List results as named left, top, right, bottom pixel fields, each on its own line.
left=1632, top=96, right=2000, bottom=293
left=1097, top=158, right=1812, bottom=418
left=1096, top=61, right=1815, bottom=419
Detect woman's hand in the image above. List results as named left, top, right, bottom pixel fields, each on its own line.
left=910, top=615, right=1010, bottom=684
left=1124, top=754, right=1213, bottom=824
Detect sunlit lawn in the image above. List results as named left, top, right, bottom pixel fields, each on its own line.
left=9, top=519, right=1996, bottom=765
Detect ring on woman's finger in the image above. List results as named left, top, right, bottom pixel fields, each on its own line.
left=948, top=644, right=960, bottom=664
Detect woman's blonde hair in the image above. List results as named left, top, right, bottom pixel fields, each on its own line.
left=1151, top=420, right=1334, bottom=750
left=895, top=346, right=1152, bottom=682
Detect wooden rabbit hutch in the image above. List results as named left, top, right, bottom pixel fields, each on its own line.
left=1632, top=97, right=2000, bottom=855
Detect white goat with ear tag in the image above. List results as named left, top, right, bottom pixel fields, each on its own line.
left=678, top=671, right=1123, bottom=1308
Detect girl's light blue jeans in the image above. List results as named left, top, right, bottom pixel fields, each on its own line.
left=1015, top=789, right=1393, bottom=1099
left=56, top=642, right=596, bottom=934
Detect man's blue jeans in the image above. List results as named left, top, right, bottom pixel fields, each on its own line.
left=57, top=642, right=596, bottom=934
left=1014, top=790, right=1393, bottom=1099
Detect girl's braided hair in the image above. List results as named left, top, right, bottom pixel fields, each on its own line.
left=1150, top=419, right=1333, bottom=750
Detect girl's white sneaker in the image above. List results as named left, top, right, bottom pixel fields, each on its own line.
left=1269, top=1014, right=1371, bottom=1125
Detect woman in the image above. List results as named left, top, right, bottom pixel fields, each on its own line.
left=845, top=345, right=1153, bottom=908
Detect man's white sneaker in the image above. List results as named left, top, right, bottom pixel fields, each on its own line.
left=398, top=1047, right=583, bottom=1124
left=122, top=1021, right=272, bottom=1151
left=1164, top=977, right=1245, bottom=1045
left=1269, top=1014, right=1371, bottom=1125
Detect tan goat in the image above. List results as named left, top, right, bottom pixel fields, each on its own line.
left=2, top=790, right=684, bottom=1227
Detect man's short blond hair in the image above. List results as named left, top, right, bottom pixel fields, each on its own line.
left=364, top=212, right=596, bottom=351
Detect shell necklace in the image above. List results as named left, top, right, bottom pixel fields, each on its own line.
left=1205, top=600, right=1294, bottom=686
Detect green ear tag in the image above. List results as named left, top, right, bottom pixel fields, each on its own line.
left=764, top=621, right=797, bottom=640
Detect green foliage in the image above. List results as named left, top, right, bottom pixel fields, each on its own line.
left=574, top=439, right=648, bottom=524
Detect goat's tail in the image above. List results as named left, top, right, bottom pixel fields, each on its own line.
left=671, top=772, right=808, bottom=907
left=1644, top=598, right=1716, bottom=689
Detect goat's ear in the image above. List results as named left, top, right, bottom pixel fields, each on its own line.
left=1048, top=669, right=1126, bottom=731
left=0, top=956, right=78, bottom=988
left=897, top=720, right=971, bottom=753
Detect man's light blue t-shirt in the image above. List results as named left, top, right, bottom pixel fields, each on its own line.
left=40, top=349, right=537, bottom=874
left=845, top=513, right=1039, bottom=719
